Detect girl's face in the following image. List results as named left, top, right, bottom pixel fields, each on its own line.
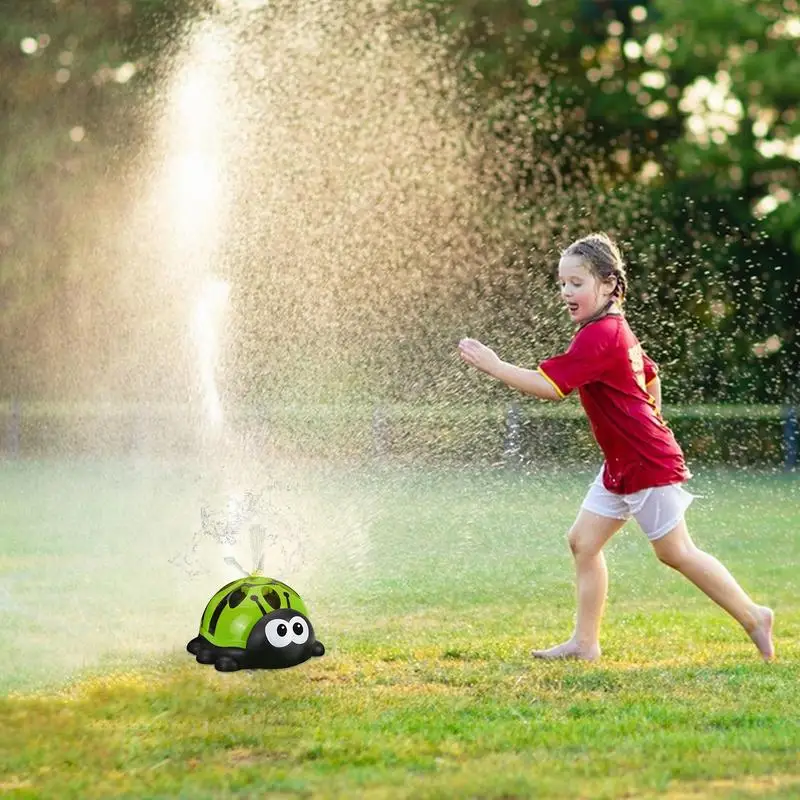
left=558, top=255, right=617, bottom=324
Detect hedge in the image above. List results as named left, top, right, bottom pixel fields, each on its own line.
left=0, top=400, right=795, bottom=468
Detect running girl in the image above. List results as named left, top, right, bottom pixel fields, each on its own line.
left=458, top=232, right=774, bottom=662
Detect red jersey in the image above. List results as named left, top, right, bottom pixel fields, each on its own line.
left=537, top=314, right=690, bottom=494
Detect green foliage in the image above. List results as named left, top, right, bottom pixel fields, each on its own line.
left=650, top=0, right=800, bottom=398
left=418, top=0, right=799, bottom=402
left=1, top=0, right=798, bottom=402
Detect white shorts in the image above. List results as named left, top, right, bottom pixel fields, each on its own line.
left=581, top=469, right=695, bottom=541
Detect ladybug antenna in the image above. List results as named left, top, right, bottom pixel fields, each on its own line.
left=283, top=591, right=292, bottom=609
left=250, top=594, right=270, bottom=616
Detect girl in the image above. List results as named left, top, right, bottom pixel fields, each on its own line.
left=458, top=232, right=774, bottom=662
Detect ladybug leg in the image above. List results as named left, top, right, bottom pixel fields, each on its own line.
left=215, top=655, right=240, bottom=672
left=196, top=648, right=217, bottom=665
left=186, top=636, right=206, bottom=655
left=312, top=641, right=325, bottom=657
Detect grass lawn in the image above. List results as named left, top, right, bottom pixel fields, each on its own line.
left=1, top=458, right=798, bottom=798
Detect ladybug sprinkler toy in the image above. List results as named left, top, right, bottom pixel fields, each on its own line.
left=187, top=574, right=325, bottom=671
left=185, top=495, right=324, bottom=671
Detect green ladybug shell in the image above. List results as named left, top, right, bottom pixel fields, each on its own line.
left=199, top=576, right=310, bottom=649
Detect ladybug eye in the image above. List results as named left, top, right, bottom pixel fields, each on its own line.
left=264, top=618, right=293, bottom=648
left=289, top=616, right=309, bottom=645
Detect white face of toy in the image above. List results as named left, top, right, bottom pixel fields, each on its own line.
left=264, top=615, right=310, bottom=648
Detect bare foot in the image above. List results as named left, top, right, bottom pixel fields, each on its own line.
left=531, top=639, right=601, bottom=662
left=747, top=606, right=774, bottom=662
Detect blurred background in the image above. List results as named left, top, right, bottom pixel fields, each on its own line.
left=0, top=0, right=798, bottom=467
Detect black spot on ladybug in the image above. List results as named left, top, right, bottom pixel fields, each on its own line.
left=262, top=588, right=281, bottom=609
left=228, top=588, right=247, bottom=608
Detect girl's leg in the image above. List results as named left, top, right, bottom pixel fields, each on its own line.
left=651, top=521, right=774, bottom=661
left=532, top=509, right=626, bottom=661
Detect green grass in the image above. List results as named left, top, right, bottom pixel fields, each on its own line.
left=1, top=459, right=798, bottom=798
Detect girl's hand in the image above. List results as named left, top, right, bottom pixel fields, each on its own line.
left=458, top=338, right=502, bottom=376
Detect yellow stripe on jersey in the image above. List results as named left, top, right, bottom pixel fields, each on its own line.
left=645, top=392, right=667, bottom=426
left=537, top=367, right=566, bottom=399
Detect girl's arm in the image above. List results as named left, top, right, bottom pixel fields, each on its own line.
left=647, top=375, right=662, bottom=412
left=458, top=338, right=563, bottom=401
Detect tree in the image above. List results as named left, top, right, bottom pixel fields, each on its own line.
left=417, top=0, right=799, bottom=401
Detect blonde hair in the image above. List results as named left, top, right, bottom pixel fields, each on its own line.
left=562, top=232, right=627, bottom=303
